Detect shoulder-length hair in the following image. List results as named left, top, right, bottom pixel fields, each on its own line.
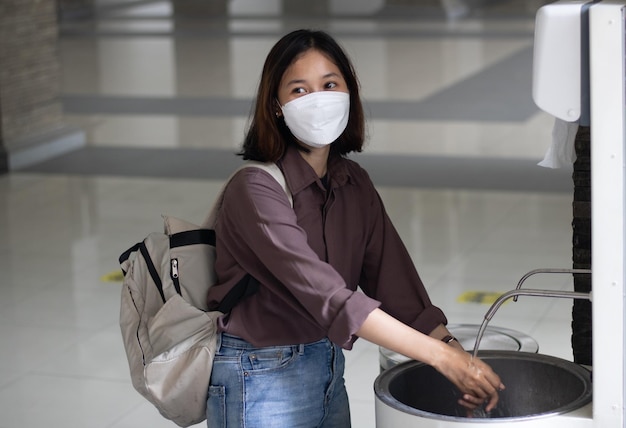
left=240, top=29, right=365, bottom=162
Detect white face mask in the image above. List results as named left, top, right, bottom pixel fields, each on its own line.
left=281, top=91, right=350, bottom=148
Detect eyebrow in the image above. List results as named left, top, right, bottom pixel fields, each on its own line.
left=284, top=72, right=341, bottom=86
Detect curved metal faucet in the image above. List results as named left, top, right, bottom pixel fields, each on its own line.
left=472, top=269, right=592, bottom=358
left=512, top=268, right=591, bottom=301
left=483, top=288, right=592, bottom=323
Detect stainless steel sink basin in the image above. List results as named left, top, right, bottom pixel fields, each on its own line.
left=375, top=351, right=592, bottom=424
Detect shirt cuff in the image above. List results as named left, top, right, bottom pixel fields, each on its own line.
left=408, top=305, right=448, bottom=336
left=327, top=293, right=381, bottom=350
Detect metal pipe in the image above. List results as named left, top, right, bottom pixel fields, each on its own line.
left=472, top=288, right=592, bottom=358
left=512, top=268, right=592, bottom=301
left=486, top=288, right=592, bottom=322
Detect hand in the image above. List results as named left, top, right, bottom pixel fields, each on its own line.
left=354, top=311, right=505, bottom=412
left=433, top=345, right=505, bottom=413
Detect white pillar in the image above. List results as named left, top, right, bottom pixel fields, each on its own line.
left=589, top=2, right=626, bottom=427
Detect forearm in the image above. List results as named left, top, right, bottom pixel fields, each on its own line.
left=355, top=308, right=451, bottom=369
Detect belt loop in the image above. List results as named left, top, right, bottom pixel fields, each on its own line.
left=215, top=332, right=222, bottom=352
left=298, top=343, right=305, bottom=355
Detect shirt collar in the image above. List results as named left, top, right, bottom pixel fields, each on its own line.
left=278, top=145, right=351, bottom=195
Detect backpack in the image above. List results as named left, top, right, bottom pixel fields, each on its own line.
left=118, top=162, right=291, bottom=427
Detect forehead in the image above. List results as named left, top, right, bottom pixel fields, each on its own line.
left=281, top=49, right=343, bottom=81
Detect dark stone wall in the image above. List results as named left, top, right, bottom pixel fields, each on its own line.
left=571, top=125, right=592, bottom=366
left=0, top=0, right=64, bottom=155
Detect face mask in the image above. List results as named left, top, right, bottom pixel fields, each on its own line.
left=281, top=91, right=350, bottom=148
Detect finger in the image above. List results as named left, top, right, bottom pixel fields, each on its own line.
left=463, top=376, right=493, bottom=401
left=461, top=393, right=485, bottom=406
left=483, top=392, right=500, bottom=412
left=461, top=390, right=500, bottom=414
left=485, top=370, right=505, bottom=392
left=472, top=361, right=504, bottom=398
left=469, top=382, right=499, bottom=411
left=476, top=372, right=504, bottom=412
left=462, top=377, right=499, bottom=411
left=474, top=358, right=505, bottom=391
left=457, top=398, right=478, bottom=411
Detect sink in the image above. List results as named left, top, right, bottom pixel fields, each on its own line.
left=374, top=351, right=592, bottom=427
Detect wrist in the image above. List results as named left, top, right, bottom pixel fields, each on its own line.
left=428, top=337, right=456, bottom=372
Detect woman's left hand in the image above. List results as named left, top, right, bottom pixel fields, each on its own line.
left=432, top=346, right=505, bottom=413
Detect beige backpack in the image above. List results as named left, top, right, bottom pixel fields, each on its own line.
left=118, top=162, right=290, bottom=427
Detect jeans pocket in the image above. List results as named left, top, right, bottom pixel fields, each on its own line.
left=206, top=385, right=226, bottom=428
left=242, top=346, right=297, bottom=372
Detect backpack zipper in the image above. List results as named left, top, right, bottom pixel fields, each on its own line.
left=170, top=258, right=182, bottom=295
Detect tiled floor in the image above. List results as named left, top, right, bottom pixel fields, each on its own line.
left=0, top=1, right=584, bottom=427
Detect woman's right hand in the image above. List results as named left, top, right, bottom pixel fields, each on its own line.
left=432, top=345, right=505, bottom=412
left=355, top=309, right=505, bottom=412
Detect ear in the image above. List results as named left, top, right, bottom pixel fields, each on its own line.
left=274, top=100, right=283, bottom=118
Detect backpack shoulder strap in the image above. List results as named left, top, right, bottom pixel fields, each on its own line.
left=202, top=162, right=292, bottom=228
left=245, top=161, right=293, bottom=208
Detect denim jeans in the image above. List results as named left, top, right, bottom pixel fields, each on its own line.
left=206, top=334, right=351, bottom=428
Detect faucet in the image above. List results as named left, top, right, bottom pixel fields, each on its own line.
left=471, top=268, right=592, bottom=358
left=511, top=268, right=591, bottom=301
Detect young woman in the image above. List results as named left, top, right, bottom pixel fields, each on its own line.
left=206, top=29, right=504, bottom=427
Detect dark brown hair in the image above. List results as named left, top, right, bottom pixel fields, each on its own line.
left=240, top=29, right=365, bottom=162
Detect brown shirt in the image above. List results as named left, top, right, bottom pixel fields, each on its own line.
left=207, top=145, right=447, bottom=349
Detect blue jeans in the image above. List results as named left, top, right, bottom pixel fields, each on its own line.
left=206, top=334, right=351, bottom=428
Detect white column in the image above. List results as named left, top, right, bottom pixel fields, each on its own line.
left=589, top=2, right=626, bottom=427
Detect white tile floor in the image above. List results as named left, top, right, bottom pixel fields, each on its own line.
left=0, top=1, right=584, bottom=427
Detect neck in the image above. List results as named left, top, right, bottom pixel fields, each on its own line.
left=299, top=145, right=330, bottom=178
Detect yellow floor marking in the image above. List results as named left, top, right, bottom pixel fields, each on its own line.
left=457, top=291, right=506, bottom=305
left=101, top=270, right=124, bottom=283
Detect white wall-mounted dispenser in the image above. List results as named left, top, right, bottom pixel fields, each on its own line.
left=532, top=0, right=593, bottom=125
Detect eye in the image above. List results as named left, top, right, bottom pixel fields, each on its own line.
left=292, top=87, right=307, bottom=94
left=325, top=81, right=338, bottom=90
